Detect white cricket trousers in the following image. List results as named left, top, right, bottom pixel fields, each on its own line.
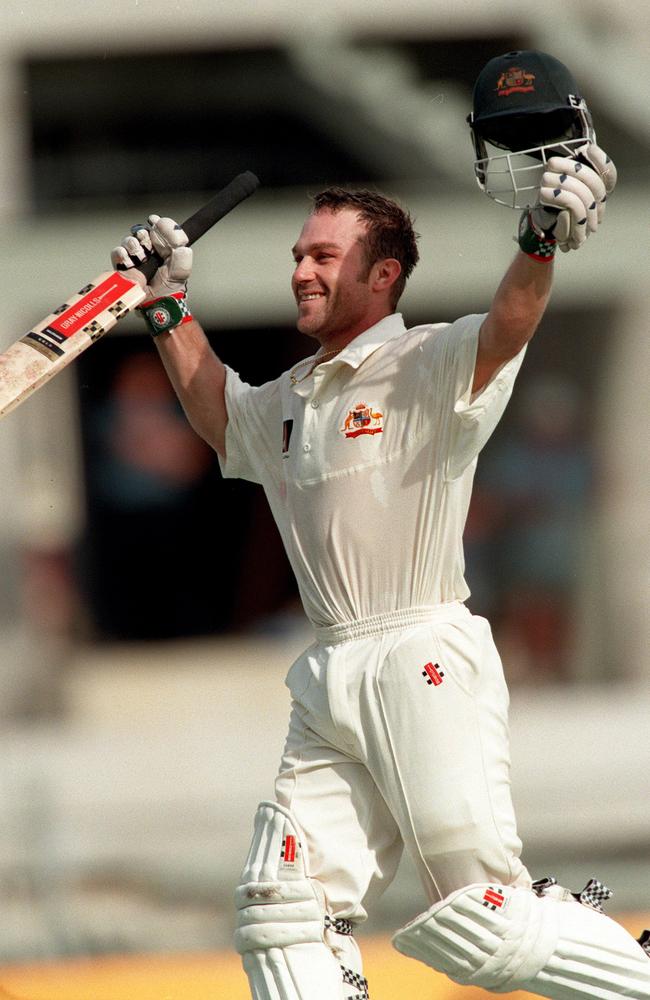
left=275, top=602, right=531, bottom=924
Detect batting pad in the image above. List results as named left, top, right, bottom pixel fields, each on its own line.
left=392, top=881, right=650, bottom=998
left=235, top=801, right=345, bottom=1000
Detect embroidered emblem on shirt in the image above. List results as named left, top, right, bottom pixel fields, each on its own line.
left=340, top=402, right=383, bottom=439
left=421, top=662, right=445, bottom=686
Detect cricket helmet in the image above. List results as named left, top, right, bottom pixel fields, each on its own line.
left=467, top=50, right=596, bottom=208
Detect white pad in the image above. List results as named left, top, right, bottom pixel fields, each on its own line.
left=392, top=881, right=650, bottom=998
left=235, top=800, right=345, bottom=1000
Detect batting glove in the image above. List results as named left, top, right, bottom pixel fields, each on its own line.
left=111, top=216, right=193, bottom=334
left=519, top=143, right=617, bottom=259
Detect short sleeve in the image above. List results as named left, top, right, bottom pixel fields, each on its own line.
left=218, top=366, right=281, bottom=485
left=445, top=318, right=526, bottom=480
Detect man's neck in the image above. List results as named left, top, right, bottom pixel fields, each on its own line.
left=316, top=309, right=395, bottom=353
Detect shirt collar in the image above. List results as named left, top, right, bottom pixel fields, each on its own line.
left=334, top=312, right=406, bottom=370
left=288, top=313, right=406, bottom=397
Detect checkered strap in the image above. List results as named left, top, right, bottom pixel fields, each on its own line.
left=533, top=874, right=614, bottom=913
left=517, top=209, right=557, bottom=262
left=342, top=965, right=369, bottom=999
left=324, top=914, right=354, bottom=936
left=638, top=929, right=650, bottom=958
left=574, top=877, right=613, bottom=912
left=532, top=875, right=558, bottom=896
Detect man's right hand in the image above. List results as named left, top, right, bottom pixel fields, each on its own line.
left=111, top=215, right=193, bottom=300
left=111, top=215, right=194, bottom=335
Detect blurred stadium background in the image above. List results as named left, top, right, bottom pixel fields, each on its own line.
left=0, top=0, right=649, bottom=996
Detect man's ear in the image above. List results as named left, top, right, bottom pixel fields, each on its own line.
left=371, top=258, right=402, bottom=295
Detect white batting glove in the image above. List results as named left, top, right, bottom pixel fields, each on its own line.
left=111, top=216, right=194, bottom=335
left=111, top=215, right=193, bottom=299
left=531, top=143, right=618, bottom=253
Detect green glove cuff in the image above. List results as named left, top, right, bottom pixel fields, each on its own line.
left=518, top=210, right=557, bottom=262
left=139, top=295, right=192, bottom=336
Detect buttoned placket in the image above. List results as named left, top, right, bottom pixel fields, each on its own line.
left=298, top=367, right=323, bottom=464
left=289, top=360, right=345, bottom=473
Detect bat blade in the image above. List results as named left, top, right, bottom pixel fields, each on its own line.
left=0, top=170, right=260, bottom=419
left=0, top=271, right=145, bottom=418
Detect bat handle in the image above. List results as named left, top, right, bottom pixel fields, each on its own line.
left=138, top=170, right=260, bottom=283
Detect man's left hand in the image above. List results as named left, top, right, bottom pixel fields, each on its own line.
left=533, top=143, right=618, bottom=252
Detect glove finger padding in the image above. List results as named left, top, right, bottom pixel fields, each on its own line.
left=111, top=244, right=135, bottom=271
left=520, top=143, right=617, bottom=257
left=110, top=244, right=148, bottom=290
left=147, top=215, right=190, bottom=259
left=153, top=246, right=193, bottom=292
left=549, top=209, right=571, bottom=247
left=539, top=182, right=594, bottom=248
left=121, top=232, right=152, bottom=263
left=129, top=224, right=154, bottom=254
left=110, top=214, right=193, bottom=303
left=545, top=157, right=607, bottom=224
left=579, top=143, right=618, bottom=194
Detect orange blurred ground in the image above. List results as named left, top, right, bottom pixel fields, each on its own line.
left=1, top=915, right=648, bottom=1000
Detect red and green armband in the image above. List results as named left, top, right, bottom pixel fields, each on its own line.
left=517, top=210, right=557, bottom=263
left=139, top=292, right=193, bottom=336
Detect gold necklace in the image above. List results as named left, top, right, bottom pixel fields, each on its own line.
left=289, top=348, right=341, bottom=384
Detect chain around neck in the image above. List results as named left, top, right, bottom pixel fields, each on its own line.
left=289, top=347, right=342, bottom=384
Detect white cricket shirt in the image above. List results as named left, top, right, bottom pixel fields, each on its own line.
left=219, top=313, right=525, bottom=628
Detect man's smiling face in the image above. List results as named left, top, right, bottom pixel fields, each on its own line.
left=291, top=208, right=375, bottom=348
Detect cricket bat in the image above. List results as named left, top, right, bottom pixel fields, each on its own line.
left=0, top=171, right=260, bottom=418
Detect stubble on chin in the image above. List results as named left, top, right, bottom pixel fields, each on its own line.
left=295, top=300, right=329, bottom=341
left=296, top=313, right=321, bottom=340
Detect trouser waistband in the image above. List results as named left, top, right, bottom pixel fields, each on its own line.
left=313, top=602, right=468, bottom=645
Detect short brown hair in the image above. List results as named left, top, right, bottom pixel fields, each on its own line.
left=310, top=187, right=420, bottom=308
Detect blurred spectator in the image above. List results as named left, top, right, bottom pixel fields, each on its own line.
left=81, top=351, right=219, bottom=640
left=465, top=374, right=593, bottom=683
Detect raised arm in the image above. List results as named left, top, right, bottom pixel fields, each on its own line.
left=474, top=141, right=617, bottom=395
left=111, top=216, right=229, bottom=460
left=153, top=319, right=228, bottom=460
left=474, top=251, right=553, bottom=394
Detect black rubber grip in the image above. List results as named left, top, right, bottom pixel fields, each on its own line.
left=139, top=170, right=260, bottom=281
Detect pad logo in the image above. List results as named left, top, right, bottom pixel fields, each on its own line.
left=496, top=67, right=535, bottom=97
left=421, top=662, right=445, bottom=686
left=280, top=835, right=297, bottom=868
left=340, top=401, right=383, bottom=439
left=482, top=887, right=506, bottom=910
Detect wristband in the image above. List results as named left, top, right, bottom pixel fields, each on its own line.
left=139, top=293, right=193, bottom=336
left=517, top=210, right=557, bottom=262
